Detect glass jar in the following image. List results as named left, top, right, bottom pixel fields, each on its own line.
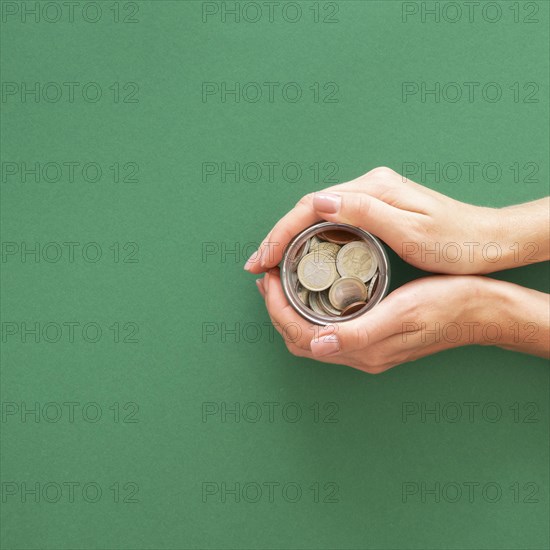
left=280, top=222, right=391, bottom=324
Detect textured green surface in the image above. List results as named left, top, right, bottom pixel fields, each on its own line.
left=1, top=1, right=549, bottom=548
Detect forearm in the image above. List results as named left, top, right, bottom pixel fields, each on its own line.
left=477, top=278, right=550, bottom=358
left=481, top=198, right=550, bottom=273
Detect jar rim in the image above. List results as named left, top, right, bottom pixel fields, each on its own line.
left=280, top=222, right=391, bottom=325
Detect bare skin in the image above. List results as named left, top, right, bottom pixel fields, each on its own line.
left=245, top=167, right=550, bottom=373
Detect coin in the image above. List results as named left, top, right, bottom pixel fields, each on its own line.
left=367, top=273, right=379, bottom=300
left=310, top=241, right=341, bottom=258
left=341, top=301, right=367, bottom=316
left=336, top=241, right=378, bottom=282
left=319, top=289, right=342, bottom=315
left=297, top=251, right=338, bottom=291
left=289, top=268, right=298, bottom=290
left=297, top=283, right=310, bottom=306
left=329, top=276, right=368, bottom=310
left=317, top=229, right=357, bottom=245
left=308, top=291, right=327, bottom=316
left=309, top=235, right=321, bottom=248
left=296, top=238, right=310, bottom=261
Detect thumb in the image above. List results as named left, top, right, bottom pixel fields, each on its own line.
left=309, top=292, right=404, bottom=358
left=312, top=191, right=409, bottom=249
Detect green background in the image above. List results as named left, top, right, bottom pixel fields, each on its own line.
left=1, top=0, right=549, bottom=548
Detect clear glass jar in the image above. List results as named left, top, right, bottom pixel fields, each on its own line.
left=280, top=222, right=391, bottom=324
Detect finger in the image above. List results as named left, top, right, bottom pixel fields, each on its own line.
left=359, top=166, right=443, bottom=207
left=244, top=229, right=274, bottom=273
left=243, top=194, right=322, bottom=274
left=368, top=329, right=460, bottom=367
left=244, top=168, right=413, bottom=274
left=255, top=277, right=266, bottom=298
left=324, top=167, right=412, bottom=196
left=263, top=268, right=315, bottom=350
left=247, top=191, right=415, bottom=273
left=286, top=341, right=315, bottom=359
left=320, top=167, right=440, bottom=212
left=320, top=167, right=400, bottom=196
left=284, top=341, right=356, bottom=366
left=312, top=191, right=426, bottom=252
left=309, top=289, right=411, bottom=358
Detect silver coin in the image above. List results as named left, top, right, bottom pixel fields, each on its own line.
left=297, top=251, right=338, bottom=291
left=296, top=238, right=310, bottom=261
left=310, top=241, right=341, bottom=258
left=297, top=283, right=310, bottom=306
left=336, top=241, right=378, bottom=282
left=309, top=235, right=321, bottom=247
left=319, top=289, right=342, bottom=315
left=329, top=276, right=368, bottom=310
left=367, top=272, right=379, bottom=300
left=308, top=291, right=327, bottom=316
left=289, top=268, right=298, bottom=289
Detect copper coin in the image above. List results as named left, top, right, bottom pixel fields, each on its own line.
left=341, top=301, right=367, bottom=316
left=317, top=230, right=357, bottom=245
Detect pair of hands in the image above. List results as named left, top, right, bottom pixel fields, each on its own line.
left=245, top=167, right=549, bottom=373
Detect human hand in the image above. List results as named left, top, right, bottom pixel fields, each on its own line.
left=245, top=167, right=548, bottom=275
left=255, top=270, right=548, bottom=373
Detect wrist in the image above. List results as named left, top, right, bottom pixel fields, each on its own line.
left=442, top=276, right=505, bottom=347
left=468, top=207, right=512, bottom=273
left=461, top=277, right=513, bottom=347
left=470, top=278, right=549, bottom=356
left=477, top=201, right=550, bottom=273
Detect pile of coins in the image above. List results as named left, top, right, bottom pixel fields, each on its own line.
left=291, top=229, right=380, bottom=318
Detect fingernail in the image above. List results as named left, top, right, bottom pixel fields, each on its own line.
left=255, top=279, right=265, bottom=298
left=310, top=334, right=340, bottom=357
left=244, top=250, right=260, bottom=272
left=313, top=193, right=341, bottom=214
left=263, top=272, right=270, bottom=293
